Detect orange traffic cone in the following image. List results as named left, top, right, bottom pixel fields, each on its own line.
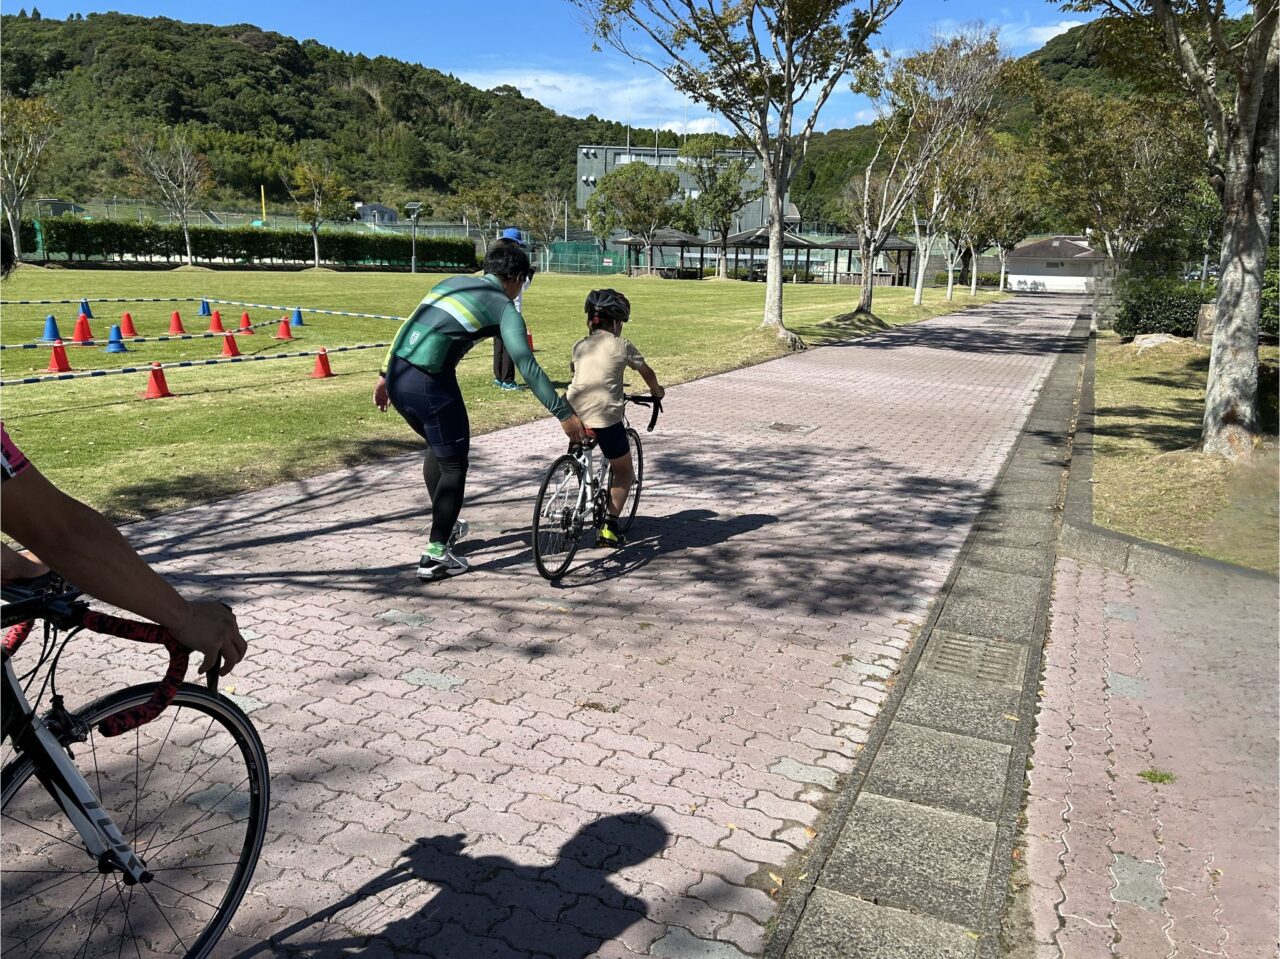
left=208, top=310, right=225, bottom=333
left=272, top=318, right=294, bottom=340
left=310, top=348, right=334, bottom=379
left=71, top=313, right=94, bottom=345
left=221, top=332, right=241, bottom=357
left=120, top=311, right=139, bottom=337
left=141, top=363, right=174, bottom=399
left=238, top=311, right=254, bottom=334
left=526, top=331, right=535, bottom=352
left=168, top=310, right=186, bottom=335
left=46, top=339, right=72, bottom=373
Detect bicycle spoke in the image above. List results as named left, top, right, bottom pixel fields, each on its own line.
left=27, top=868, right=110, bottom=956
left=147, top=873, right=224, bottom=913
left=73, top=876, right=127, bottom=959
left=3, top=864, right=101, bottom=908
left=142, top=811, right=251, bottom=858
left=140, top=879, right=194, bottom=952
left=2, top=808, right=92, bottom=849
left=135, top=739, right=244, bottom=859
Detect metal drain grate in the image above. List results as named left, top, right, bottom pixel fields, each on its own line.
left=923, top=633, right=1026, bottom=685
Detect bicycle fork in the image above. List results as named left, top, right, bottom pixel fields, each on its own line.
left=1, top=656, right=151, bottom=884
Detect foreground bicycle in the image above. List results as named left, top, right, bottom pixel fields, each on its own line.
left=532, top=393, right=662, bottom=580
left=1, top=575, right=270, bottom=958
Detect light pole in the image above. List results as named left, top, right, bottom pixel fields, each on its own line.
left=405, top=201, right=423, bottom=273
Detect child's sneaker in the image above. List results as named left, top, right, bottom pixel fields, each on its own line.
left=596, top=519, right=626, bottom=549
left=417, top=544, right=471, bottom=581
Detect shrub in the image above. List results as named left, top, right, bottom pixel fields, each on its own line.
left=1262, top=268, right=1278, bottom=338
left=1114, top=280, right=1208, bottom=338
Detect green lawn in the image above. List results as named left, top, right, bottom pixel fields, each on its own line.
left=1093, top=331, right=1279, bottom=574
left=1, top=267, right=1005, bottom=520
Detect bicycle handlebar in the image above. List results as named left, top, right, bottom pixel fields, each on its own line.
left=624, top=393, right=664, bottom=432
left=2, top=579, right=190, bottom=738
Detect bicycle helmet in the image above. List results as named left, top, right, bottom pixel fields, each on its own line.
left=585, top=289, right=630, bottom=328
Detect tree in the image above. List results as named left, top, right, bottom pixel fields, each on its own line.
left=1037, top=87, right=1198, bottom=264
left=125, top=131, right=212, bottom=266
left=973, top=135, right=1041, bottom=291
left=518, top=187, right=573, bottom=246
left=452, top=181, right=518, bottom=243
left=845, top=29, right=1006, bottom=312
left=575, top=0, right=902, bottom=348
left=585, top=162, right=679, bottom=273
left=679, top=135, right=761, bottom=278
left=0, top=95, right=60, bottom=262
left=282, top=150, right=352, bottom=268
left=1064, top=0, right=1279, bottom=459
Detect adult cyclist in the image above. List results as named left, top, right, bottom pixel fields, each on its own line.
left=374, top=239, right=586, bottom=581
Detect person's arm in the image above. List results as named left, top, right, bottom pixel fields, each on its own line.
left=637, top=362, right=665, bottom=400
left=498, top=307, right=586, bottom=442
left=1, top=465, right=246, bottom=675
left=0, top=542, right=47, bottom=581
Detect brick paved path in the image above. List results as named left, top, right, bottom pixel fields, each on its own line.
left=56, top=296, right=1079, bottom=957
left=1024, top=557, right=1278, bottom=958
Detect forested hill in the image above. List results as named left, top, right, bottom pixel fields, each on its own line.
left=2, top=10, right=1115, bottom=214
left=0, top=10, right=682, bottom=206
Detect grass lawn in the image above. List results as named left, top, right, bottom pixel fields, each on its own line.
left=1092, top=330, right=1279, bottom=574
left=1, top=267, right=1004, bottom=521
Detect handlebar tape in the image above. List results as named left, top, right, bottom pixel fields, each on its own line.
left=80, top=611, right=189, bottom=738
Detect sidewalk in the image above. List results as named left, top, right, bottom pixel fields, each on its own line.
left=49, top=294, right=1081, bottom=957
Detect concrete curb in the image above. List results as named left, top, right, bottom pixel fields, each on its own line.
left=1059, top=327, right=1276, bottom=584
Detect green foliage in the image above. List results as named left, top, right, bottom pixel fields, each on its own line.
left=27, top=215, right=475, bottom=268
left=1114, top=280, right=1210, bottom=338
left=585, top=162, right=679, bottom=247
left=1262, top=269, right=1278, bottom=338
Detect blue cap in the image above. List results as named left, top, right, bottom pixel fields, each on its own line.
left=500, top=227, right=525, bottom=245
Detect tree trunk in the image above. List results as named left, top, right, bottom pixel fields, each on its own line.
left=4, top=206, right=22, bottom=261
left=182, top=222, right=193, bottom=266
left=312, top=225, right=321, bottom=268
left=946, top=265, right=956, bottom=301
left=718, top=245, right=728, bottom=279
left=1201, top=127, right=1277, bottom=458
left=998, top=251, right=1008, bottom=291
left=913, top=231, right=934, bottom=307
left=760, top=181, right=802, bottom=348
left=969, top=242, right=979, bottom=297
left=857, top=234, right=875, bottom=312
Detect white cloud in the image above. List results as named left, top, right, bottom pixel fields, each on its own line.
left=1003, top=19, right=1085, bottom=48
left=660, top=117, right=721, bottom=135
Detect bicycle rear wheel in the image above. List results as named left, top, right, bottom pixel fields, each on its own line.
left=1, top=683, right=270, bottom=959
left=614, top=428, right=643, bottom=532
left=533, top=454, right=586, bottom=580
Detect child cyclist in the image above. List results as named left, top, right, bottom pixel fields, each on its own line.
left=566, top=289, right=665, bottom=548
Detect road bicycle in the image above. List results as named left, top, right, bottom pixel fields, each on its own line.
left=1, top=574, right=270, bottom=958
left=532, top=393, right=662, bottom=581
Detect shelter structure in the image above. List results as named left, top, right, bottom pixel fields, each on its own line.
left=821, top=235, right=916, bottom=287
left=723, top=226, right=820, bottom=280
left=615, top=228, right=707, bottom=277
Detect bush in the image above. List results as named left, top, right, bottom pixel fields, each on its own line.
left=1114, top=280, right=1208, bottom=338
left=1261, top=268, right=1279, bottom=338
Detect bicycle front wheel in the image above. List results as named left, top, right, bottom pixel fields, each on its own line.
left=616, top=428, right=644, bottom=532
left=1, top=683, right=270, bottom=959
left=533, top=454, right=586, bottom=580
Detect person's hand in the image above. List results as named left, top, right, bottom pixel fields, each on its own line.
left=0, top=543, right=49, bottom=582
left=169, top=600, right=248, bottom=677
left=560, top=414, right=586, bottom=444
left=374, top=375, right=389, bottom=412
left=652, top=384, right=665, bottom=401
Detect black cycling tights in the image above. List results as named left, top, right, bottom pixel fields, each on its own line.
left=424, top=449, right=468, bottom=545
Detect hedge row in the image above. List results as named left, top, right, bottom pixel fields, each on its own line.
left=1114, top=281, right=1211, bottom=338
left=20, top=217, right=477, bottom=270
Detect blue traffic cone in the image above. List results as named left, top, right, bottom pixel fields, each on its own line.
left=104, top=325, right=129, bottom=353
left=291, top=307, right=305, bottom=327
left=41, top=314, right=61, bottom=342
left=199, top=299, right=211, bottom=316
left=79, top=298, right=93, bottom=319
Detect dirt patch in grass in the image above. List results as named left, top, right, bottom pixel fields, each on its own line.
left=1093, top=332, right=1279, bottom=574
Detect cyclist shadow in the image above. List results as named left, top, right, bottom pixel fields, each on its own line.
left=235, top=813, right=668, bottom=958
left=553, top=508, right=779, bottom=587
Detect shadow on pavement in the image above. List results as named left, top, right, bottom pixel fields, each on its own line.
left=231, top=814, right=668, bottom=959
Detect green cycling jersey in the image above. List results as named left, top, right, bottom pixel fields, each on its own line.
left=382, top=274, right=573, bottom=421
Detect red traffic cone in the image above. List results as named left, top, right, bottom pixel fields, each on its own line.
left=208, top=310, right=225, bottom=333
left=310, top=348, right=334, bottom=379
left=72, top=313, right=94, bottom=345
left=526, top=331, right=535, bottom=352
left=120, top=311, right=139, bottom=337
left=141, top=363, right=174, bottom=399
left=168, top=310, right=186, bottom=335
left=272, top=318, right=294, bottom=340
left=46, top=339, right=73, bottom=373
left=221, top=332, right=241, bottom=357
left=238, top=311, right=254, bottom=334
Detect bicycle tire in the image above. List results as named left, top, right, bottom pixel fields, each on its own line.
left=1, top=682, right=270, bottom=959
left=532, top=454, right=586, bottom=580
left=616, top=427, right=643, bottom=533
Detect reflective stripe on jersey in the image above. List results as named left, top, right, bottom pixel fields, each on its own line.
left=1, top=423, right=31, bottom=481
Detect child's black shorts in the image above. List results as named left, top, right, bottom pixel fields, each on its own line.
left=591, top=421, right=630, bottom=460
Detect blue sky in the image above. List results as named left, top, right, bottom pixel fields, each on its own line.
left=23, top=1, right=1094, bottom=132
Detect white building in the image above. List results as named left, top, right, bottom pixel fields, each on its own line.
left=1006, top=236, right=1102, bottom=293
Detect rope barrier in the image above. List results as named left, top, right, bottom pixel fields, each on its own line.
left=0, top=318, right=281, bottom=351
left=0, top=297, right=200, bottom=305
left=0, top=342, right=390, bottom=387
left=203, top=298, right=405, bottom=322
